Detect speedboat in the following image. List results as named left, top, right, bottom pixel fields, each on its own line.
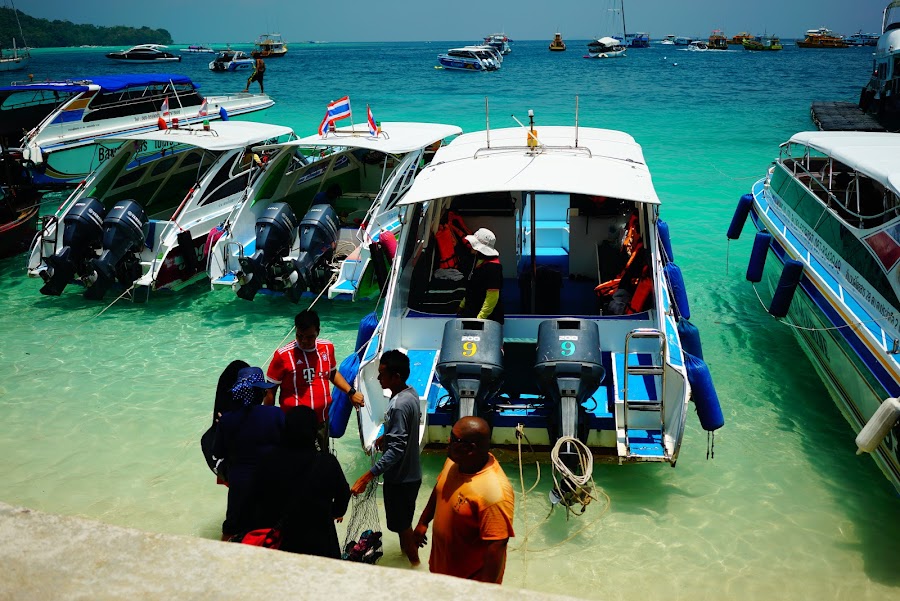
left=728, top=131, right=900, bottom=493
left=354, top=111, right=722, bottom=483
left=687, top=40, right=708, bottom=51
left=660, top=34, right=676, bottom=45
left=437, top=47, right=500, bottom=71
left=105, top=44, right=182, bottom=62
left=549, top=32, right=566, bottom=51
left=674, top=36, right=692, bottom=46
left=209, top=50, right=255, bottom=72
left=859, top=2, right=900, bottom=126
left=208, top=121, right=462, bottom=303
left=251, top=33, right=287, bottom=58
left=708, top=30, right=728, bottom=50
left=586, top=37, right=626, bottom=58
left=742, top=34, right=783, bottom=51
left=484, top=33, right=511, bottom=55
left=27, top=121, right=295, bottom=299
left=182, top=45, right=216, bottom=53
left=3, top=74, right=274, bottom=188
left=797, top=27, right=849, bottom=48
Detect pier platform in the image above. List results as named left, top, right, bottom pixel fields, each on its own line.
left=810, top=102, right=886, bottom=132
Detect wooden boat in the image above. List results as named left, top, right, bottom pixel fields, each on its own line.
left=251, top=34, right=287, bottom=58
left=727, top=32, right=753, bottom=46
left=708, top=29, right=728, bottom=50
left=797, top=27, right=849, bottom=48
left=742, top=34, right=783, bottom=51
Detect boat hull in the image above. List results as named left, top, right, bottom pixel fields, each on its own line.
left=749, top=177, right=900, bottom=492
left=0, top=204, right=37, bottom=258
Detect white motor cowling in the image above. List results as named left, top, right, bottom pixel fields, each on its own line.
left=856, top=397, right=900, bottom=454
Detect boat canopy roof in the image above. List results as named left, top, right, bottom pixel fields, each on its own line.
left=0, top=74, right=195, bottom=94
left=269, top=122, right=462, bottom=154
left=788, top=131, right=900, bottom=198
left=400, top=126, right=660, bottom=205
left=592, top=37, right=621, bottom=46
left=109, top=121, right=293, bottom=151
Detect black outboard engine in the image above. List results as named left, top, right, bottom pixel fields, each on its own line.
left=39, top=197, right=106, bottom=296
left=236, top=202, right=300, bottom=301
left=84, top=199, right=148, bottom=300
left=535, top=319, right=605, bottom=471
left=285, top=203, right=340, bottom=303
left=436, top=318, right=504, bottom=421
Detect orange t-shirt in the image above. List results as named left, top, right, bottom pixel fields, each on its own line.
left=429, top=454, right=515, bottom=583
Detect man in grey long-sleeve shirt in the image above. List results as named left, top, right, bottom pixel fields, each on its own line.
left=351, top=349, right=422, bottom=565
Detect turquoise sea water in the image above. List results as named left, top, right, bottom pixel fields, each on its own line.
left=2, top=41, right=900, bottom=600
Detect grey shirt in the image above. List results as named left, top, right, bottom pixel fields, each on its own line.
left=370, top=385, right=422, bottom=484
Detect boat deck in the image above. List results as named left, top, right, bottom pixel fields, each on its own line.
left=810, top=102, right=886, bottom=132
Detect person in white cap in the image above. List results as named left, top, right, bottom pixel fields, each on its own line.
left=458, top=228, right=504, bottom=324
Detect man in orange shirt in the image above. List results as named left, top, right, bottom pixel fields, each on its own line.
left=412, top=416, right=515, bottom=583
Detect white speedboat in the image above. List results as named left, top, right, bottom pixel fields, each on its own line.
left=208, top=121, right=462, bottom=303
left=729, top=131, right=900, bottom=493
left=586, top=37, right=626, bottom=58
left=437, top=47, right=500, bottom=71
left=251, top=33, right=287, bottom=58
left=209, top=50, right=255, bottom=72
left=484, top=33, right=511, bottom=55
left=860, top=2, right=900, bottom=123
left=2, top=74, right=274, bottom=188
left=27, top=121, right=295, bottom=299
left=354, top=111, right=722, bottom=481
left=105, top=44, right=182, bottom=63
left=660, top=34, right=676, bottom=45
left=687, top=40, right=708, bottom=51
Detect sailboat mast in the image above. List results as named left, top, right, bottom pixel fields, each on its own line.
left=621, top=0, right=627, bottom=41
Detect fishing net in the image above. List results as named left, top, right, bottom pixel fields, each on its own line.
left=341, top=479, right=383, bottom=564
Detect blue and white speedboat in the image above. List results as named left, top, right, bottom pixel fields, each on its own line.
left=5, top=74, right=273, bottom=187
left=209, top=50, right=255, bottom=72
left=437, top=46, right=500, bottom=71
left=353, top=112, right=722, bottom=491
left=730, top=131, right=900, bottom=493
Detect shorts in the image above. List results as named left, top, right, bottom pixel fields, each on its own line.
left=382, top=480, right=421, bottom=533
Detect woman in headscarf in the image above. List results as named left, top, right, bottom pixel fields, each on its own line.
left=250, top=406, right=351, bottom=558
left=212, top=366, right=284, bottom=540
left=201, top=360, right=250, bottom=482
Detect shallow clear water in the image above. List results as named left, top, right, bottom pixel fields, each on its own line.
left=2, top=41, right=900, bottom=600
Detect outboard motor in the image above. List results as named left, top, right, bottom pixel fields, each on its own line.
left=285, top=203, right=340, bottom=303
left=436, top=318, right=504, bottom=421
left=84, top=199, right=148, bottom=300
left=39, top=197, right=106, bottom=296
left=236, top=202, right=300, bottom=301
left=535, top=319, right=605, bottom=470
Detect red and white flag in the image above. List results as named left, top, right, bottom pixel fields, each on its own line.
left=198, top=97, right=208, bottom=117
left=317, top=96, right=352, bottom=136
left=160, top=97, right=170, bottom=116
left=367, top=104, right=378, bottom=137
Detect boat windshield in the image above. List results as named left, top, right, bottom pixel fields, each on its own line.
left=85, top=83, right=202, bottom=122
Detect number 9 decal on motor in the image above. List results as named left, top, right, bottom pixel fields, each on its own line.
left=561, top=341, right=575, bottom=356
left=462, top=341, right=477, bottom=357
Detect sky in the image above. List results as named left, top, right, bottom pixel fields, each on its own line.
left=23, top=0, right=892, bottom=43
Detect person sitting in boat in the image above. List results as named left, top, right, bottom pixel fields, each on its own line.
left=457, top=228, right=504, bottom=324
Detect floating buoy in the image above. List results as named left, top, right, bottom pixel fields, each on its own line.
left=746, top=231, right=772, bottom=283
left=726, top=193, right=754, bottom=240
left=677, top=318, right=703, bottom=359
left=769, top=259, right=803, bottom=318
left=685, top=352, right=724, bottom=432
left=355, top=311, right=378, bottom=360
left=658, top=219, right=674, bottom=263
left=664, top=262, right=691, bottom=320
left=855, top=397, right=900, bottom=454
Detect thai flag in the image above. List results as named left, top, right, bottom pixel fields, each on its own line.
left=317, top=96, right=352, bottom=135
left=199, top=97, right=208, bottom=117
left=367, top=105, right=377, bottom=137
left=160, top=97, right=169, bottom=116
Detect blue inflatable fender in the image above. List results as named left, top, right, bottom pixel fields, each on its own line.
left=355, top=311, right=379, bottom=359
left=769, top=259, right=803, bottom=318
left=329, top=352, right=360, bottom=439
left=685, top=352, right=723, bottom=431
left=726, top=193, right=753, bottom=240
left=664, top=262, right=691, bottom=320
left=746, top=231, right=772, bottom=283
left=677, top=318, right=703, bottom=360
left=658, top=219, right=675, bottom=263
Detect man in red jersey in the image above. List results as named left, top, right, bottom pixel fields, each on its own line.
left=266, top=309, right=364, bottom=450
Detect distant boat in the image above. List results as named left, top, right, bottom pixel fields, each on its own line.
left=742, top=34, right=783, bottom=51
left=0, top=1, right=30, bottom=72
left=586, top=0, right=627, bottom=58
left=106, top=44, right=182, bottom=63
left=437, top=46, right=500, bottom=71
left=549, top=32, right=566, bottom=51
left=728, top=32, right=753, bottom=46
left=797, top=27, right=849, bottom=48
left=251, top=33, right=287, bottom=58
left=687, top=40, right=708, bottom=51
left=660, top=34, right=676, bottom=45
left=846, top=30, right=880, bottom=46
left=209, top=50, right=255, bottom=72
left=708, top=29, right=728, bottom=50
left=182, top=45, right=215, bottom=54
left=484, top=33, right=511, bottom=55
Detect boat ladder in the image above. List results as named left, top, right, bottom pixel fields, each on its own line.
left=619, top=328, right=667, bottom=461
left=37, top=215, right=58, bottom=262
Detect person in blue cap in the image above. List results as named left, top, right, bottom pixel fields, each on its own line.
left=212, top=366, right=284, bottom=540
